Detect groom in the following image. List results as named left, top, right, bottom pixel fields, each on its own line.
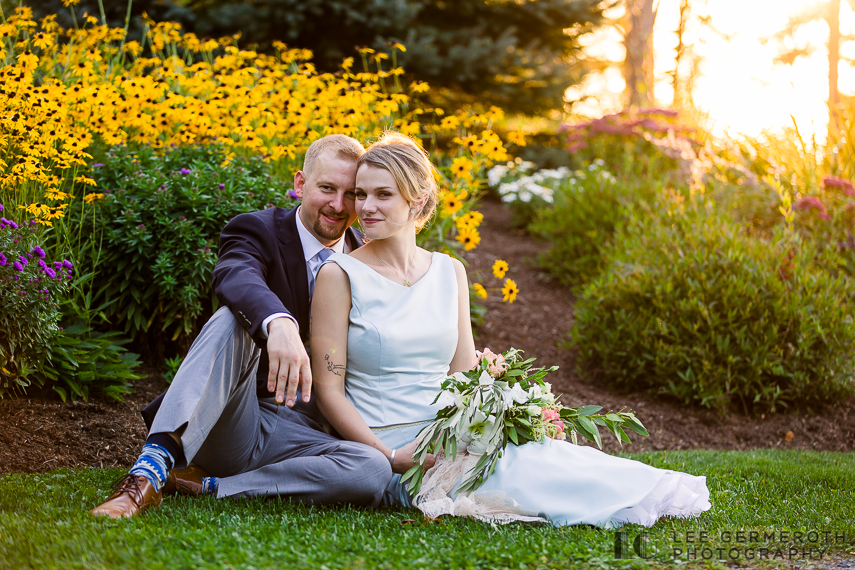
left=91, top=134, right=392, bottom=518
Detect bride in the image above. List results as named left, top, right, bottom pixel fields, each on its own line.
left=310, top=132, right=711, bottom=527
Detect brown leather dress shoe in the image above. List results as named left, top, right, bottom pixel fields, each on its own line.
left=90, top=474, right=161, bottom=519
left=162, top=465, right=209, bottom=496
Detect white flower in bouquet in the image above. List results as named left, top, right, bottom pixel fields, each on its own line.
left=478, top=370, right=494, bottom=386
left=503, top=383, right=528, bottom=406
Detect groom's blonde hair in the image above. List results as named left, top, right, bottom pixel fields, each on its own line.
left=303, top=134, right=365, bottom=179
left=358, top=132, right=439, bottom=230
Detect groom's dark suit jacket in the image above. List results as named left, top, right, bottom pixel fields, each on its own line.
left=142, top=207, right=366, bottom=430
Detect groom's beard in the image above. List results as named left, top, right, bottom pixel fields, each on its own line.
left=309, top=206, right=353, bottom=242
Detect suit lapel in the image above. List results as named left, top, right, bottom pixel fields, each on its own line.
left=347, top=226, right=368, bottom=250
left=277, top=208, right=310, bottom=332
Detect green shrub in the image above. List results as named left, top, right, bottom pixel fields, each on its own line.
left=0, top=211, right=72, bottom=397
left=33, top=324, right=142, bottom=402
left=573, top=210, right=855, bottom=414
left=66, top=144, right=300, bottom=344
left=527, top=163, right=663, bottom=288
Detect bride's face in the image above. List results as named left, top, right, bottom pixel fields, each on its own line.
left=355, top=164, right=414, bottom=239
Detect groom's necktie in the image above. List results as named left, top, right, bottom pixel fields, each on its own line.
left=309, top=247, right=334, bottom=300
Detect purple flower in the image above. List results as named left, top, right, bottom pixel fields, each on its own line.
left=38, top=259, right=47, bottom=270
left=218, top=184, right=225, bottom=190
left=180, top=168, right=192, bottom=175
left=0, top=217, right=19, bottom=229
left=45, top=268, right=56, bottom=279
left=61, top=259, right=73, bottom=269
left=0, top=253, right=6, bottom=265
left=13, top=261, right=23, bottom=271
left=18, top=256, right=28, bottom=266
left=93, top=163, right=105, bottom=168
left=0, top=204, right=3, bottom=211
left=32, top=246, right=46, bottom=259
left=288, top=190, right=299, bottom=200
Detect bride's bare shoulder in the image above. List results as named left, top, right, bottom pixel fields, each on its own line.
left=316, top=259, right=349, bottom=287
left=446, top=255, right=467, bottom=277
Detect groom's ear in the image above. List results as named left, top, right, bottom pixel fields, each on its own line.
left=294, top=171, right=306, bottom=199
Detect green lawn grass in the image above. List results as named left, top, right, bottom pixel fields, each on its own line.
left=1, top=450, right=853, bottom=569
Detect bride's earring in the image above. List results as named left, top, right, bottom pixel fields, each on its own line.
left=410, top=208, right=416, bottom=215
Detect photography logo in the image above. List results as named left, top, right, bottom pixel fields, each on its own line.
left=614, top=531, right=652, bottom=559
left=613, top=529, right=848, bottom=562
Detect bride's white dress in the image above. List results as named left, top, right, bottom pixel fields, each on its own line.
left=324, top=252, right=711, bottom=527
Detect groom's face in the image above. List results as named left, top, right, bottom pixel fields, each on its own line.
left=294, top=150, right=358, bottom=245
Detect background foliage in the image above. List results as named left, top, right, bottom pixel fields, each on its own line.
left=0, top=213, right=70, bottom=396
left=21, top=0, right=606, bottom=115
left=76, top=144, right=299, bottom=346
left=488, top=108, right=855, bottom=414
left=574, top=210, right=855, bottom=414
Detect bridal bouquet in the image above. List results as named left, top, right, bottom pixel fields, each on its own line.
left=401, top=348, right=649, bottom=495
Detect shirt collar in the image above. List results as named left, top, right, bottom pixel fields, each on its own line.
left=295, top=206, right=346, bottom=262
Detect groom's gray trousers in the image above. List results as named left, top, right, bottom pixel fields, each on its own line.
left=149, top=306, right=392, bottom=505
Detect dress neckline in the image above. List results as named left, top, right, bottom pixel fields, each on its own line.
left=341, top=251, right=438, bottom=289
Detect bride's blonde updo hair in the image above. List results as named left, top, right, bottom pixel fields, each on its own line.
left=358, top=131, right=439, bottom=230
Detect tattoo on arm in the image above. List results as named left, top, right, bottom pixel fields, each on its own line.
left=325, top=353, right=345, bottom=377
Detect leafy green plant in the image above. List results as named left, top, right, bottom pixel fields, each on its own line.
left=573, top=209, right=855, bottom=414
left=527, top=163, right=662, bottom=288
left=33, top=324, right=142, bottom=402
left=64, top=143, right=300, bottom=344
left=0, top=210, right=72, bottom=397
left=163, top=355, right=184, bottom=384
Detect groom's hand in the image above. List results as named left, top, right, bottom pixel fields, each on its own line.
left=267, top=317, right=312, bottom=407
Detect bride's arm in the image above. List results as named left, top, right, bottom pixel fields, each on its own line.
left=447, top=258, right=478, bottom=374
left=311, top=262, right=431, bottom=474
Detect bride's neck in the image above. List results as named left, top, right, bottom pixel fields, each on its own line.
left=368, top=230, right=417, bottom=267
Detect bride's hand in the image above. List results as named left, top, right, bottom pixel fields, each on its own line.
left=391, top=439, right=436, bottom=475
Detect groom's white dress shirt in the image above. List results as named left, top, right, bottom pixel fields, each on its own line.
left=261, top=206, right=350, bottom=337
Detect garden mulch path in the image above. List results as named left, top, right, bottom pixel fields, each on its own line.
left=1, top=199, right=854, bottom=476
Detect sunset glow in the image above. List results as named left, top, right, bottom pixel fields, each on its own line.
left=574, top=0, right=855, bottom=140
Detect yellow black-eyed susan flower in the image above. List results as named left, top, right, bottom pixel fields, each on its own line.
left=501, top=278, right=519, bottom=303
left=492, top=259, right=508, bottom=279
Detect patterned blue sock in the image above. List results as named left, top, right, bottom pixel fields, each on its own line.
left=201, top=477, right=219, bottom=496
left=129, top=444, right=174, bottom=492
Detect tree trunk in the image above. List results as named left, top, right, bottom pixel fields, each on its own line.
left=624, top=0, right=658, bottom=108
left=671, top=0, right=690, bottom=107
left=827, top=0, right=841, bottom=124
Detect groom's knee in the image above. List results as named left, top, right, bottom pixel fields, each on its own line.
left=347, top=446, right=393, bottom=507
